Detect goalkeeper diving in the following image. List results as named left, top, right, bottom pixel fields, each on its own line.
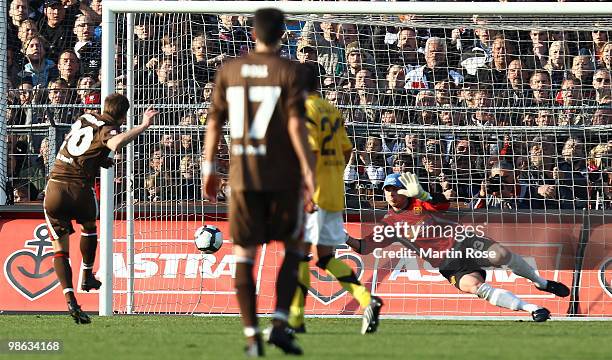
left=288, top=63, right=383, bottom=334
left=346, top=172, right=570, bottom=322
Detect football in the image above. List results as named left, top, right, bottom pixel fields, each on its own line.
left=194, top=225, right=223, bottom=254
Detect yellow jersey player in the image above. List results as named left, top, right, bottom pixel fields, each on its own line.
left=289, top=63, right=383, bottom=335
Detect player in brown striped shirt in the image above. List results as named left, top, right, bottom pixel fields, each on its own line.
left=44, top=93, right=159, bottom=324
left=202, top=8, right=315, bottom=357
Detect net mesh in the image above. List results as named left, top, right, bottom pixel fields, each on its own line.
left=4, top=5, right=609, bottom=316
left=103, top=11, right=611, bottom=316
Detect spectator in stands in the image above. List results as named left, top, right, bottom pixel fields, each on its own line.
left=38, top=0, right=77, bottom=62
left=382, top=64, right=409, bottom=107
left=571, top=55, right=595, bottom=87
left=144, top=173, right=173, bottom=202
left=580, top=30, right=608, bottom=68
left=418, top=141, right=454, bottom=200
left=8, top=0, right=33, bottom=51
left=216, top=14, right=249, bottom=58
left=522, top=136, right=578, bottom=209
left=558, top=137, right=589, bottom=201
left=434, top=80, right=454, bottom=106
left=498, top=58, right=530, bottom=125
left=535, top=109, right=556, bottom=127
left=83, top=91, right=100, bottom=115
left=340, top=41, right=370, bottom=88
left=448, top=137, right=484, bottom=202
left=470, top=86, right=503, bottom=126
left=470, top=161, right=537, bottom=209
left=18, top=136, right=49, bottom=199
left=178, top=132, right=198, bottom=157
left=357, top=136, right=387, bottom=188
left=19, top=35, right=59, bottom=88
left=10, top=81, right=34, bottom=125
left=134, top=15, right=158, bottom=69
left=527, top=70, right=553, bottom=108
left=345, top=68, right=377, bottom=123
left=44, top=78, right=78, bottom=125
left=528, top=29, right=548, bottom=69
left=490, top=35, right=516, bottom=86
left=191, top=33, right=215, bottom=86
left=439, top=104, right=463, bottom=127
left=558, top=78, right=587, bottom=126
left=414, top=90, right=436, bottom=125
left=295, top=39, right=318, bottom=65
left=76, top=75, right=96, bottom=103
left=596, top=168, right=612, bottom=210
left=592, top=107, right=612, bottom=126
left=405, top=37, right=463, bottom=90
left=316, top=16, right=343, bottom=76
left=544, top=41, right=571, bottom=90
left=391, top=153, right=419, bottom=176
left=17, top=19, right=38, bottom=48
left=178, top=155, right=201, bottom=200
left=9, top=0, right=31, bottom=29
left=336, top=22, right=358, bottom=47
left=57, top=50, right=80, bottom=97
left=385, top=64, right=406, bottom=93
left=592, top=69, right=611, bottom=105
left=602, top=42, right=612, bottom=71
left=385, top=27, right=423, bottom=71
left=73, top=14, right=101, bottom=77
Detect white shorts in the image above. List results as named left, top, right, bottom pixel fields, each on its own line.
left=304, top=209, right=346, bottom=246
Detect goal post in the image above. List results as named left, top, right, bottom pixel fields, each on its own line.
left=99, top=1, right=612, bottom=318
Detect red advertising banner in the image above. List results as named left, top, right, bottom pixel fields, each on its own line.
left=1, top=218, right=610, bottom=317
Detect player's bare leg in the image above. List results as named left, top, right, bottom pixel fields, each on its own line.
left=52, top=234, right=90, bottom=324
left=459, top=272, right=550, bottom=322
left=267, top=241, right=304, bottom=355
left=80, top=221, right=102, bottom=291
left=487, top=243, right=570, bottom=297
left=233, top=245, right=263, bottom=357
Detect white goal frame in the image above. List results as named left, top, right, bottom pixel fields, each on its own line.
left=99, top=1, right=612, bottom=316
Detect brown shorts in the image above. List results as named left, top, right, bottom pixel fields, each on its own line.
left=43, top=179, right=98, bottom=240
left=229, top=189, right=303, bottom=247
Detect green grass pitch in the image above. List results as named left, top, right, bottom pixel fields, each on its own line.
left=0, top=316, right=610, bottom=360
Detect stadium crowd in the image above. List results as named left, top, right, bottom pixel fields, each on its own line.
left=4, top=0, right=612, bottom=211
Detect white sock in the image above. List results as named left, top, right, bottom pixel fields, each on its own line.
left=506, top=253, right=548, bottom=289
left=243, top=326, right=259, bottom=337
left=476, top=283, right=539, bottom=313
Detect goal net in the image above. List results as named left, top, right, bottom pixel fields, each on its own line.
left=100, top=2, right=612, bottom=318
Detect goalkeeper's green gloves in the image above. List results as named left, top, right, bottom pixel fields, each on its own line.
left=398, top=172, right=431, bottom=201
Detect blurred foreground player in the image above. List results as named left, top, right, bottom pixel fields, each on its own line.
left=347, top=173, right=570, bottom=322
left=288, top=63, right=383, bottom=335
left=202, top=8, right=315, bottom=357
left=44, top=94, right=158, bottom=324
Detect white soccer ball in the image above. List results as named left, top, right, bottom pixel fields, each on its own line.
left=194, top=225, right=223, bottom=254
